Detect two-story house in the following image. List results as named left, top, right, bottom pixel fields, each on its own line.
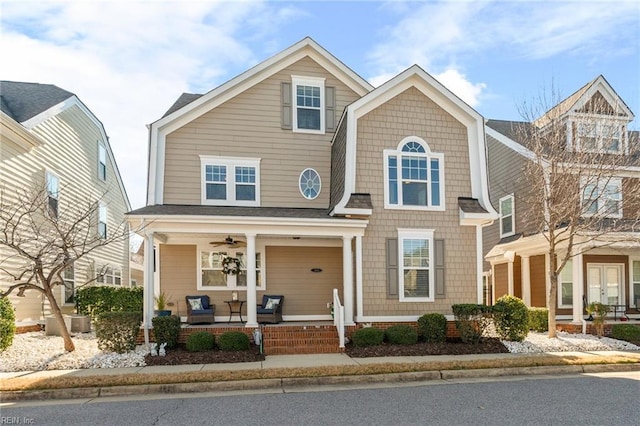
left=484, top=75, right=640, bottom=324
left=127, top=37, right=497, bottom=335
left=0, top=81, right=131, bottom=326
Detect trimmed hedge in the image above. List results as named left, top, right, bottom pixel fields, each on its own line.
left=417, top=313, right=447, bottom=343
left=385, top=325, right=418, bottom=345
left=351, top=327, right=384, bottom=347
left=95, top=311, right=142, bottom=354
left=186, top=332, right=215, bottom=352
left=76, top=286, right=143, bottom=321
left=452, top=304, right=490, bottom=344
left=152, top=315, right=181, bottom=349
left=493, top=296, right=529, bottom=342
left=528, top=308, right=549, bottom=332
left=0, top=297, right=16, bottom=351
left=611, top=324, right=640, bottom=343
left=218, top=331, right=250, bottom=351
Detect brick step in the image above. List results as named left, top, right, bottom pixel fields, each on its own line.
left=261, top=326, right=340, bottom=355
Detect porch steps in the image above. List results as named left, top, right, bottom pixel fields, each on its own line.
left=260, top=324, right=342, bottom=355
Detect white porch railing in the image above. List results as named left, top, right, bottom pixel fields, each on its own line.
left=333, top=288, right=345, bottom=348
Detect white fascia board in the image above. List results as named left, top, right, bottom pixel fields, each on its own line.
left=23, top=96, right=132, bottom=211
left=575, top=76, right=634, bottom=120
left=485, top=127, right=541, bottom=163
left=459, top=210, right=498, bottom=226
left=1, top=111, right=42, bottom=149
left=335, top=65, right=497, bottom=216
left=147, top=38, right=372, bottom=206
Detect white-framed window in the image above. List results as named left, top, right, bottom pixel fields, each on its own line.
left=576, top=121, right=623, bottom=154
left=45, top=171, right=59, bottom=219
left=63, top=265, right=75, bottom=305
left=292, top=75, right=325, bottom=134
left=299, top=168, right=321, bottom=200
left=198, top=247, right=264, bottom=290
left=98, top=203, right=107, bottom=239
left=398, top=228, right=435, bottom=302
left=384, top=137, right=444, bottom=210
left=499, top=194, right=515, bottom=237
left=581, top=177, right=622, bottom=218
left=558, top=260, right=573, bottom=308
left=632, top=259, right=640, bottom=308
left=97, top=266, right=122, bottom=285
left=98, top=143, right=107, bottom=181
left=200, top=156, right=260, bottom=206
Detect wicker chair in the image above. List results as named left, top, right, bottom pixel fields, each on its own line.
left=257, top=295, right=284, bottom=324
left=185, top=295, right=215, bottom=324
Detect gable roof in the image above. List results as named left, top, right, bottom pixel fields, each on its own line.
left=534, top=75, right=634, bottom=128
left=0, top=81, right=74, bottom=123
left=147, top=37, right=374, bottom=205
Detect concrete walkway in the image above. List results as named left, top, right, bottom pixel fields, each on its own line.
left=2, top=351, right=639, bottom=402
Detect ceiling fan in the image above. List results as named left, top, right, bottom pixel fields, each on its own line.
left=209, top=235, right=247, bottom=248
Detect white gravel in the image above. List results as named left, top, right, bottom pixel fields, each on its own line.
left=0, top=331, right=637, bottom=372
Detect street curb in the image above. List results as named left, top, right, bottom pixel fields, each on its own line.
left=1, top=363, right=638, bottom=402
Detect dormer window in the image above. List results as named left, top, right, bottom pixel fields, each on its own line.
left=576, top=121, right=623, bottom=154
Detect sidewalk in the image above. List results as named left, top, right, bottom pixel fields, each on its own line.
left=2, top=350, right=639, bottom=402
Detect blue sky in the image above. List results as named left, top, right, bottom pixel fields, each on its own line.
left=1, top=0, right=638, bottom=209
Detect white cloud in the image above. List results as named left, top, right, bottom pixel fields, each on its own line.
left=433, top=69, right=486, bottom=108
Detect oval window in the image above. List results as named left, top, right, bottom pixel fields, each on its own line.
left=299, top=168, right=321, bottom=200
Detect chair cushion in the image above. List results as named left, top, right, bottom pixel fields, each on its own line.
left=257, top=308, right=273, bottom=314
left=188, top=298, right=203, bottom=310
left=265, top=298, right=280, bottom=310
left=191, top=308, right=214, bottom=315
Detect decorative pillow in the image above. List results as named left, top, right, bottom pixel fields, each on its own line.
left=264, top=298, right=280, bottom=310
left=188, top=298, right=203, bottom=310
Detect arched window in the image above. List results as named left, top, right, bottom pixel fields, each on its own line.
left=384, top=137, right=444, bottom=210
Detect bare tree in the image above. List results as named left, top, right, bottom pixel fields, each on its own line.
left=0, top=184, right=130, bottom=351
left=516, top=88, right=640, bottom=337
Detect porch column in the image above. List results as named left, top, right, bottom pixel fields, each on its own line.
left=245, top=233, right=258, bottom=327
left=572, top=252, right=584, bottom=325
left=521, top=255, right=531, bottom=307
left=143, top=232, right=155, bottom=345
left=505, top=251, right=515, bottom=296
left=342, top=236, right=355, bottom=325
left=355, top=235, right=363, bottom=322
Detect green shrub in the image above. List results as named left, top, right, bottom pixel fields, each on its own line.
left=417, top=313, right=447, bottom=343
left=528, top=308, right=549, bottom=332
left=611, top=324, right=640, bottom=343
left=152, top=315, right=181, bottom=349
left=351, top=327, right=385, bottom=347
left=76, top=286, right=143, bottom=321
left=0, top=297, right=16, bottom=352
left=384, top=325, right=418, bottom=345
left=452, top=304, right=491, bottom=344
left=493, top=296, right=529, bottom=342
left=218, top=331, right=250, bottom=351
left=95, top=311, right=142, bottom=353
left=186, top=332, right=215, bottom=352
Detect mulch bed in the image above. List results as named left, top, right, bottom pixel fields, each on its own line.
left=344, top=338, right=510, bottom=358
left=144, top=344, right=265, bottom=366
left=144, top=338, right=509, bottom=365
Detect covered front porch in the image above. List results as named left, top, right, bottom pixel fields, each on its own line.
left=127, top=206, right=368, bottom=342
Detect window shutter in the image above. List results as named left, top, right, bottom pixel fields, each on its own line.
left=325, top=86, right=336, bottom=132
left=434, top=239, right=445, bottom=299
left=386, top=238, right=398, bottom=297
left=281, top=82, right=292, bottom=130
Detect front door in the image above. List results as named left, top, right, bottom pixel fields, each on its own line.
left=587, top=264, right=623, bottom=305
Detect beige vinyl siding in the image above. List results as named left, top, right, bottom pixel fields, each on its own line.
left=264, top=246, right=342, bottom=315
left=163, top=56, right=362, bottom=208
left=354, top=86, right=478, bottom=316
left=158, top=245, right=199, bottom=317
left=623, top=177, right=640, bottom=219
left=0, top=105, right=130, bottom=322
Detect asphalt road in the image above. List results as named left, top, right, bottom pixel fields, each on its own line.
left=2, top=371, right=638, bottom=426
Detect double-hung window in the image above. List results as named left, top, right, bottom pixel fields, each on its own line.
left=581, top=177, right=622, bottom=218
left=384, top=137, right=444, bottom=210
left=558, top=260, right=573, bottom=308
left=97, top=266, right=122, bottom=285
left=200, top=156, right=260, bottom=206
left=398, top=229, right=434, bottom=302
left=98, top=204, right=107, bottom=239
left=46, top=171, right=59, bottom=219
left=199, top=248, right=264, bottom=290
left=63, top=265, right=75, bottom=304
left=292, top=76, right=325, bottom=133
left=576, top=121, right=623, bottom=154
left=98, top=143, right=107, bottom=180
left=499, top=194, right=515, bottom=237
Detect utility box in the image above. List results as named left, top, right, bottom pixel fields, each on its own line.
left=45, top=315, right=91, bottom=335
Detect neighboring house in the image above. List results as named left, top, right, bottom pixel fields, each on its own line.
left=0, top=81, right=131, bottom=324
left=127, top=37, right=497, bottom=330
left=484, top=75, right=640, bottom=323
